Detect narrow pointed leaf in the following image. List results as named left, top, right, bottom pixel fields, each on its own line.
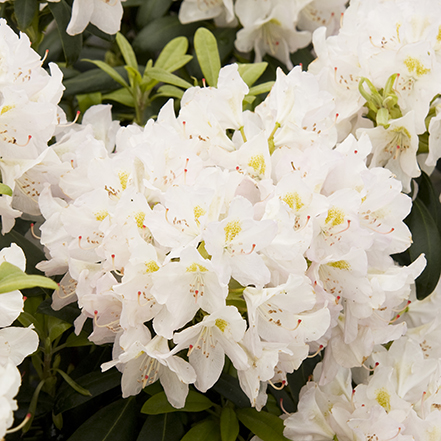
left=146, top=67, right=192, bottom=89
left=194, top=28, right=221, bottom=87
left=220, top=408, right=239, bottom=441
left=83, top=59, right=129, bottom=89
left=103, top=88, right=136, bottom=107
left=116, top=32, right=138, bottom=70
left=55, top=369, right=92, bottom=397
left=155, top=85, right=184, bottom=100
left=248, top=81, right=275, bottom=96
left=180, top=419, right=220, bottom=441
left=141, top=390, right=213, bottom=415
left=237, top=63, right=268, bottom=87
left=236, top=408, right=290, bottom=441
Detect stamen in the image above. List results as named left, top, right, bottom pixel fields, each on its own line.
left=41, top=49, right=49, bottom=63
left=111, top=254, right=124, bottom=276
left=5, top=413, right=32, bottom=434
left=385, top=427, right=401, bottom=440
left=279, top=398, right=289, bottom=415
left=268, top=379, right=286, bottom=390
left=30, top=223, right=41, bottom=240
left=331, top=219, right=351, bottom=235
left=365, top=224, right=395, bottom=234
left=391, top=300, right=411, bottom=313
left=78, top=236, right=98, bottom=250
left=307, top=345, right=323, bottom=358
left=93, top=310, right=120, bottom=330
left=60, top=111, right=81, bottom=128
left=362, top=361, right=379, bottom=371
left=15, top=135, right=32, bottom=147
left=420, top=391, right=427, bottom=419
left=202, top=78, right=207, bottom=87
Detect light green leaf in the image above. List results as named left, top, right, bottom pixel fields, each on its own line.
left=236, top=408, right=290, bottom=441
left=155, top=85, right=184, bottom=100
left=0, top=183, right=12, bottom=196
left=238, top=63, right=268, bottom=87
left=248, top=81, right=275, bottom=96
left=181, top=419, right=220, bottom=441
left=220, top=408, right=239, bottom=441
left=194, top=27, right=221, bottom=87
left=0, top=262, right=58, bottom=294
left=55, top=369, right=92, bottom=396
left=147, top=67, right=192, bottom=89
left=103, top=88, right=135, bottom=107
left=116, top=32, right=138, bottom=71
left=141, top=390, right=213, bottom=415
left=155, top=37, right=191, bottom=72
left=76, top=92, right=102, bottom=114
left=83, top=59, right=129, bottom=89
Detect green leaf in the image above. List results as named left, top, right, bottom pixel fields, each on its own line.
left=55, top=369, right=92, bottom=397
left=83, top=59, right=129, bottom=89
left=65, top=330, right=93, bottom=348
left=48, top=0, right=83, bottom=66
left=248, top=81, right=275, bottom=96
left=415, top=171, right=441, bottom=236
left=0, top=262, right=58, bottom=294
left=194, top=27, right=221, bottom=87
left=147, top=67, right=192, bottom=89
left=180, top=419, right=220, bottom=441
left=14, top=0, right=37, bottom=30
left=116, top=32, right=138, bottom=71
left=48, top=315, right=71, bottom=343
left=37, top=297, right=81, bottom=324
left=141, top=390, right=213, bottom=415
left=136, top=0, right=173, bottom=27
left=125, top=65, right=143, bottom=85
left=0, top=183, right=12, bottom=196
left=54, top=369, right=122, bottom=414
left=155, top=37, right=191, bottom=72
left=103, top=88, right=136, bottom=107
left=236, top=408, right=290, bottom=441
left=76, top=92, right=102, bottom=114
left=155, top=85, right=184, bottom=100
left=238, top=63, right=268, bottom=87
left=220, top=408, right=239, bottom=441
left=136, top=414, right=184, bottom=441
left=405, top=198, right=441, bottom=299
left=212, top=374, right=250, bottom=408
left=67, top=398, right=137, bottom=441
left=133, top=16, right=200, bottom=53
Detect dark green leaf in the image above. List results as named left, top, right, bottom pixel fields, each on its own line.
left=405, top=198, right=441, bottom=299
left=290, top=46, right=315, bottom=71
left=63, top=66, right=130, bottom=96
left=416, top=171, right=441, bottom=236
left=194, top=27, right=221, bottom=87
left=212, top=373, right=250, bottom=408
left=55, top=369, right=92, bottom=397
left=65, top=330, right=93, bottom=347
left=133, top=16, right=199, bottom=53
left=67, top=398, right=137, bottom=441
left=180, top=419, right=220, bottom=441
left=55, top=368, right=117, bottom=414
left=220, top=407, right=239, bottom=441
left=14, top=0, right=37, bottom=30
left=136, top=413, right=184, bottom=441
left=141, top=390, right=213, bottom=415
left=136, top=0, right=173, bottom=27
left=212, top=27, right=236, bottom=62
left=238, top=63, right=268, bottom=87
left=47, top=315, right=71, bottom=342
left=236, top=408, right=290, bottom=441
left=48, top=1, right=83, bottom=66
left=37, top=297, right=81, bottom=324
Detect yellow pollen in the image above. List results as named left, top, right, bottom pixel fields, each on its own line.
left=94, top=210, right=109, bottom=221
left=282, top=192, right=304, bottom=211
left=186, top=262, right=208, bottom=272
left=403, top=56, right=430, bottom=77
left=248, top=154, right=266, bottom=175
left=224, top=219, right=241, bottom=242
left=1, top=105, right=14, bottom=115
left=145, top=260, right=160, bottom=273
left=327, top=260, right=351, bottom=270
left=325, top=207, right=345, bottom=227
left=194, top=205, right=206, bottom=226
left=215, top=318, right=228, bottom=332
left=134, top=211, right=145, bottom=229
left=375, top=388, right=391, bottom=412
left=118, top=170, right=130, bottom=190
left=396, top=22, right=401, bottom=41
left=437, top=26, right=441, bottom=42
